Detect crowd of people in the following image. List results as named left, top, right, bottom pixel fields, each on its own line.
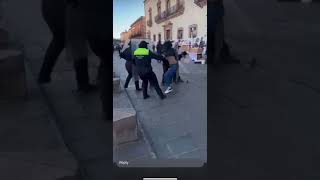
left=118, top=39, right=185, bottom=100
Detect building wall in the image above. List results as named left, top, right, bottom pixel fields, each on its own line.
left=131, top=16, right=146, bottom=39
left=145, top=0, right=207, bottom=43
left=120, top=31, right=131, bottom=42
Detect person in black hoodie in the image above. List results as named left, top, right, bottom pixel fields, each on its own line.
left=120, top=41, right=141, bottom=91
left=162, top=41, right=179, bottom=94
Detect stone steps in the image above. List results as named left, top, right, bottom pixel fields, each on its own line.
left=113, top=108, right=138, bottom=145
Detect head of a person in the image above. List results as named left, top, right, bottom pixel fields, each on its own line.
left=163, top=41, right=172, bottom=50
left=139, top=41, right=149, bottom=48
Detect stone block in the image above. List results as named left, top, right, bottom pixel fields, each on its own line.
left=113, top=77, right=120, bottom=93
left=0, top=50, right=27, bottom=100
left=113, top=108, right=138, bottom=145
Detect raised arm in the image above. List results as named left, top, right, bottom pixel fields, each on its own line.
left=150, top=51, right=166, bottom=62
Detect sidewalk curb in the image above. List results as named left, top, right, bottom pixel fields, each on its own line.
left=119, top=78, right=158, bottom=159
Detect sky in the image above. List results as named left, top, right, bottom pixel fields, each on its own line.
left=113, top=0, right=145, bottom=39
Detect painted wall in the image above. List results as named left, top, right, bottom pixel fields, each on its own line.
left=145, top=0, right=207, bottom=44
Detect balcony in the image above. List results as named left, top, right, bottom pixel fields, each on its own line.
left=147, top=19, right=152, bottom=27
left=194, top=0, right=207, bottom=8
left=155, top=0, right=185, bottom=24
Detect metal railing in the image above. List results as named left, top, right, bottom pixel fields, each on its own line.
left=155, top=0, right=185, bottom=24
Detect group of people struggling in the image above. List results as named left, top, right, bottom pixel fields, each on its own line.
left=119, top=40, right=183, bottom=100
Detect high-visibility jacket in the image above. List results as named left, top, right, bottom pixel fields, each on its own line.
left=133, top=48, right=166, bottom=75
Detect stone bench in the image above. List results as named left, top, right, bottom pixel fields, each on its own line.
left=113, top=108, right=138, bottom=145
left=0, top=50, right=27, bottom=100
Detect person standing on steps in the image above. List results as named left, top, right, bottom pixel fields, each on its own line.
left=120, top=40, right=141, bottom=91
left=38, top=0, right=96, bottom=93
left=134, top=41, right=167, bottom=100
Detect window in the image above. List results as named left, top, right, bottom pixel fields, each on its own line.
left=153, top=34, right=156, bottom=42
left=166, top=0, right=171, bottom=12
left=166, top=29, right=171, bottom=40
left=157, top=1, right=161, bottom=15
left=177, top=28, right=183, bottom=39
left=149, top=8, right=152, bottom=22
left=158, top=33, right=161, bottom=42
left=189, top=24, right=198, bottom=38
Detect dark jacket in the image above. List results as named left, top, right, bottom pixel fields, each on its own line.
left=156, top=43, right=162, bottom=54
left=120, top=47, right=133, bottom=62
left=162, top=48, right=178, bottom=65
left=134, top=48, right=166, bottom=75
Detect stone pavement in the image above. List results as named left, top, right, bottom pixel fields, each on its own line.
left=113, top=82, right=156, bottom=165
left=212, top=0, right=320, bottom=178
left=113, top=52, right=207, bottom=162
left=0, top=59, right=77, bottom=180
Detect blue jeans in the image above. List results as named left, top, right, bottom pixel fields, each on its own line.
left=164, top=64, right=178, bottom=87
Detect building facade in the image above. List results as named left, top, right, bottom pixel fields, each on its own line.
left=144, top=0, right=207, bottom=43
left=120, top=30, right=130, bottom=42
left=130, top=16, right=146, bottom=39
left=120, top=16, right=146, bottom=42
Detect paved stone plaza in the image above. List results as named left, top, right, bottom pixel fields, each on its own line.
left=1, top=0, right=320, bottom=178
left=113, top=52, right=207, bottom=162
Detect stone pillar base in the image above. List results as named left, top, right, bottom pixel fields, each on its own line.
left=113, top=108, right=138, bottom=145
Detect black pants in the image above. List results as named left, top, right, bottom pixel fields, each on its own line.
left=140, top=71, right=164, bottom=98
left=83, top=15, right=111, bottom=122
left=124, top=61, right=133, bottom=88
left=39, top=0, right=65, bottom=79
left=39, top=0, right=90, bottom=89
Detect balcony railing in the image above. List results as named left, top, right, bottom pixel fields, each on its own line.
left=147, top=19, right=152, bottom=27
left=155, top=0, right=185, bottom=24
left=194, top=0, right=207, bottom=8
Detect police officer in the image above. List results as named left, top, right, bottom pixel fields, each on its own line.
left=134, top=41, right=167, bottom=100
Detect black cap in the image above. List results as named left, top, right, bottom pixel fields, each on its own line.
left=139, top=41, right=149, bottom=48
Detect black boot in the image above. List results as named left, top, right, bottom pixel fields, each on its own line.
left=124, top=74, right=132, bottom=89
left=135, top=81, right=142, bottom=91
left=74, top=58, right=97, bottom=93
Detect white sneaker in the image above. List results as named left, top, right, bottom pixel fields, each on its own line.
left=164, top=86, right=173, bottom=94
